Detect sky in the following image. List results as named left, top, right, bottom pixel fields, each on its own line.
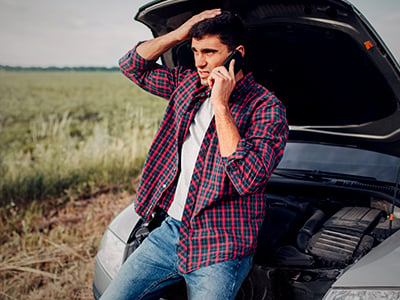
left=0, top=0, right=399, bottom=67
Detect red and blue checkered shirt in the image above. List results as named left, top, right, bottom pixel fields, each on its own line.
left=119, top=45, right=288, bottom=273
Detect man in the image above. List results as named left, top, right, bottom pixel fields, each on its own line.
left=101, top=9, right=288, bottom=300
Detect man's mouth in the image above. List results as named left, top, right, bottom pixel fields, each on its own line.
left=198, top=70, right=209, bottom=79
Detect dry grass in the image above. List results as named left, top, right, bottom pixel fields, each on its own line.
left=0, top=190, right=134, bottom=299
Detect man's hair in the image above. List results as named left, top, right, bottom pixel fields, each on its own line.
left=189, top=11, right=246, bottom=51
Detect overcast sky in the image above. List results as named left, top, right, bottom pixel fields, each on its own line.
left=0, top=0, right=399, bottom=67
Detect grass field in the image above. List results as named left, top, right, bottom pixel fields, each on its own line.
left=0, top=71, right=166, bottom=299
left=0, top=71, right=166, bottom=206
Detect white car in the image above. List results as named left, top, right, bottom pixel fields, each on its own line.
left=93, top=0, right=400, bottom=299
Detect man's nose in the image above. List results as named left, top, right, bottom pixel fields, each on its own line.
left=195, top=54, right=206, bottom=68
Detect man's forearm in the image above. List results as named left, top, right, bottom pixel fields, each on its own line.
left=136, top=31, right=182, bottom=61
left=214, top=105, right=241, bottom=157
left=136, top=9, right=221, bottom=61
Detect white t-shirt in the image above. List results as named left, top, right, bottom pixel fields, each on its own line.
left=167, top=98, right=214, bottom=220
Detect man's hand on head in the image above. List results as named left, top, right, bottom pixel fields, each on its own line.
left=136, top=9, right=222, bottom=61
left=172, top=9, right=222, bottom=42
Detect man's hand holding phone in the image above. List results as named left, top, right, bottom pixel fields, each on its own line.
left=208, top=50, right=243, bottom=110
left=208, top=61, right=236, bottom=109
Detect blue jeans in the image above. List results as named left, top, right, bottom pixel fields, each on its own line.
left=100, top=217, right=253, bottom=300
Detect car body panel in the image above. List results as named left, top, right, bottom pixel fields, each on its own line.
left=93, top=260, right=112, bottom=298
left=108, top=203, right=140, bottom=241
left=93, top=203, right=139, bottom=298
left=330, top=228, right=400, bottom=288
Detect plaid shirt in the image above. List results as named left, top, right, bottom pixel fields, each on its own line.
left=119, top=45, right=288, bottom=273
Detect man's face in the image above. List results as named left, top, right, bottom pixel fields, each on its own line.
left=191, top=35, right=231, bottom=86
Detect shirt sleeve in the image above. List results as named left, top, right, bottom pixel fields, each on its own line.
left=119, top=43, right=185, bottom=100
left=221, top=97, right=288, bottom=195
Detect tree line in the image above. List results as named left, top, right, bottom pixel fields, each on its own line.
left=0, top=65, right=120, bottom=72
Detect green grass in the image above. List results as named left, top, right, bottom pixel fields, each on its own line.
left=0, top=71, right=166, bottom=206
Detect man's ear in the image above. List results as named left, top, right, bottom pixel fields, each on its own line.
left=235, top=45, right=245, bottom=58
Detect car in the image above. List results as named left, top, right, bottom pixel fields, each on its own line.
left=93, top=0, right=400, bottom=299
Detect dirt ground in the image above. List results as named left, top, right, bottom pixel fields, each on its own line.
left=0, top=191, right=134, bottom=300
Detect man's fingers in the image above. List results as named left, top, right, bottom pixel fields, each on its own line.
left=190, top=9, right=222, bottom=28
left=177, top=9, right=221, bottom=40
left=198, top=9, right=222, bottom=20
left=229, top=59, right=236, bottom=76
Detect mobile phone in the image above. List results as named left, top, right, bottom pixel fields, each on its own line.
left=222, top=50, right=243, bottom=74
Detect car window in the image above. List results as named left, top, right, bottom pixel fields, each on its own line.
left=277, top=142, right=400, bottom=183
